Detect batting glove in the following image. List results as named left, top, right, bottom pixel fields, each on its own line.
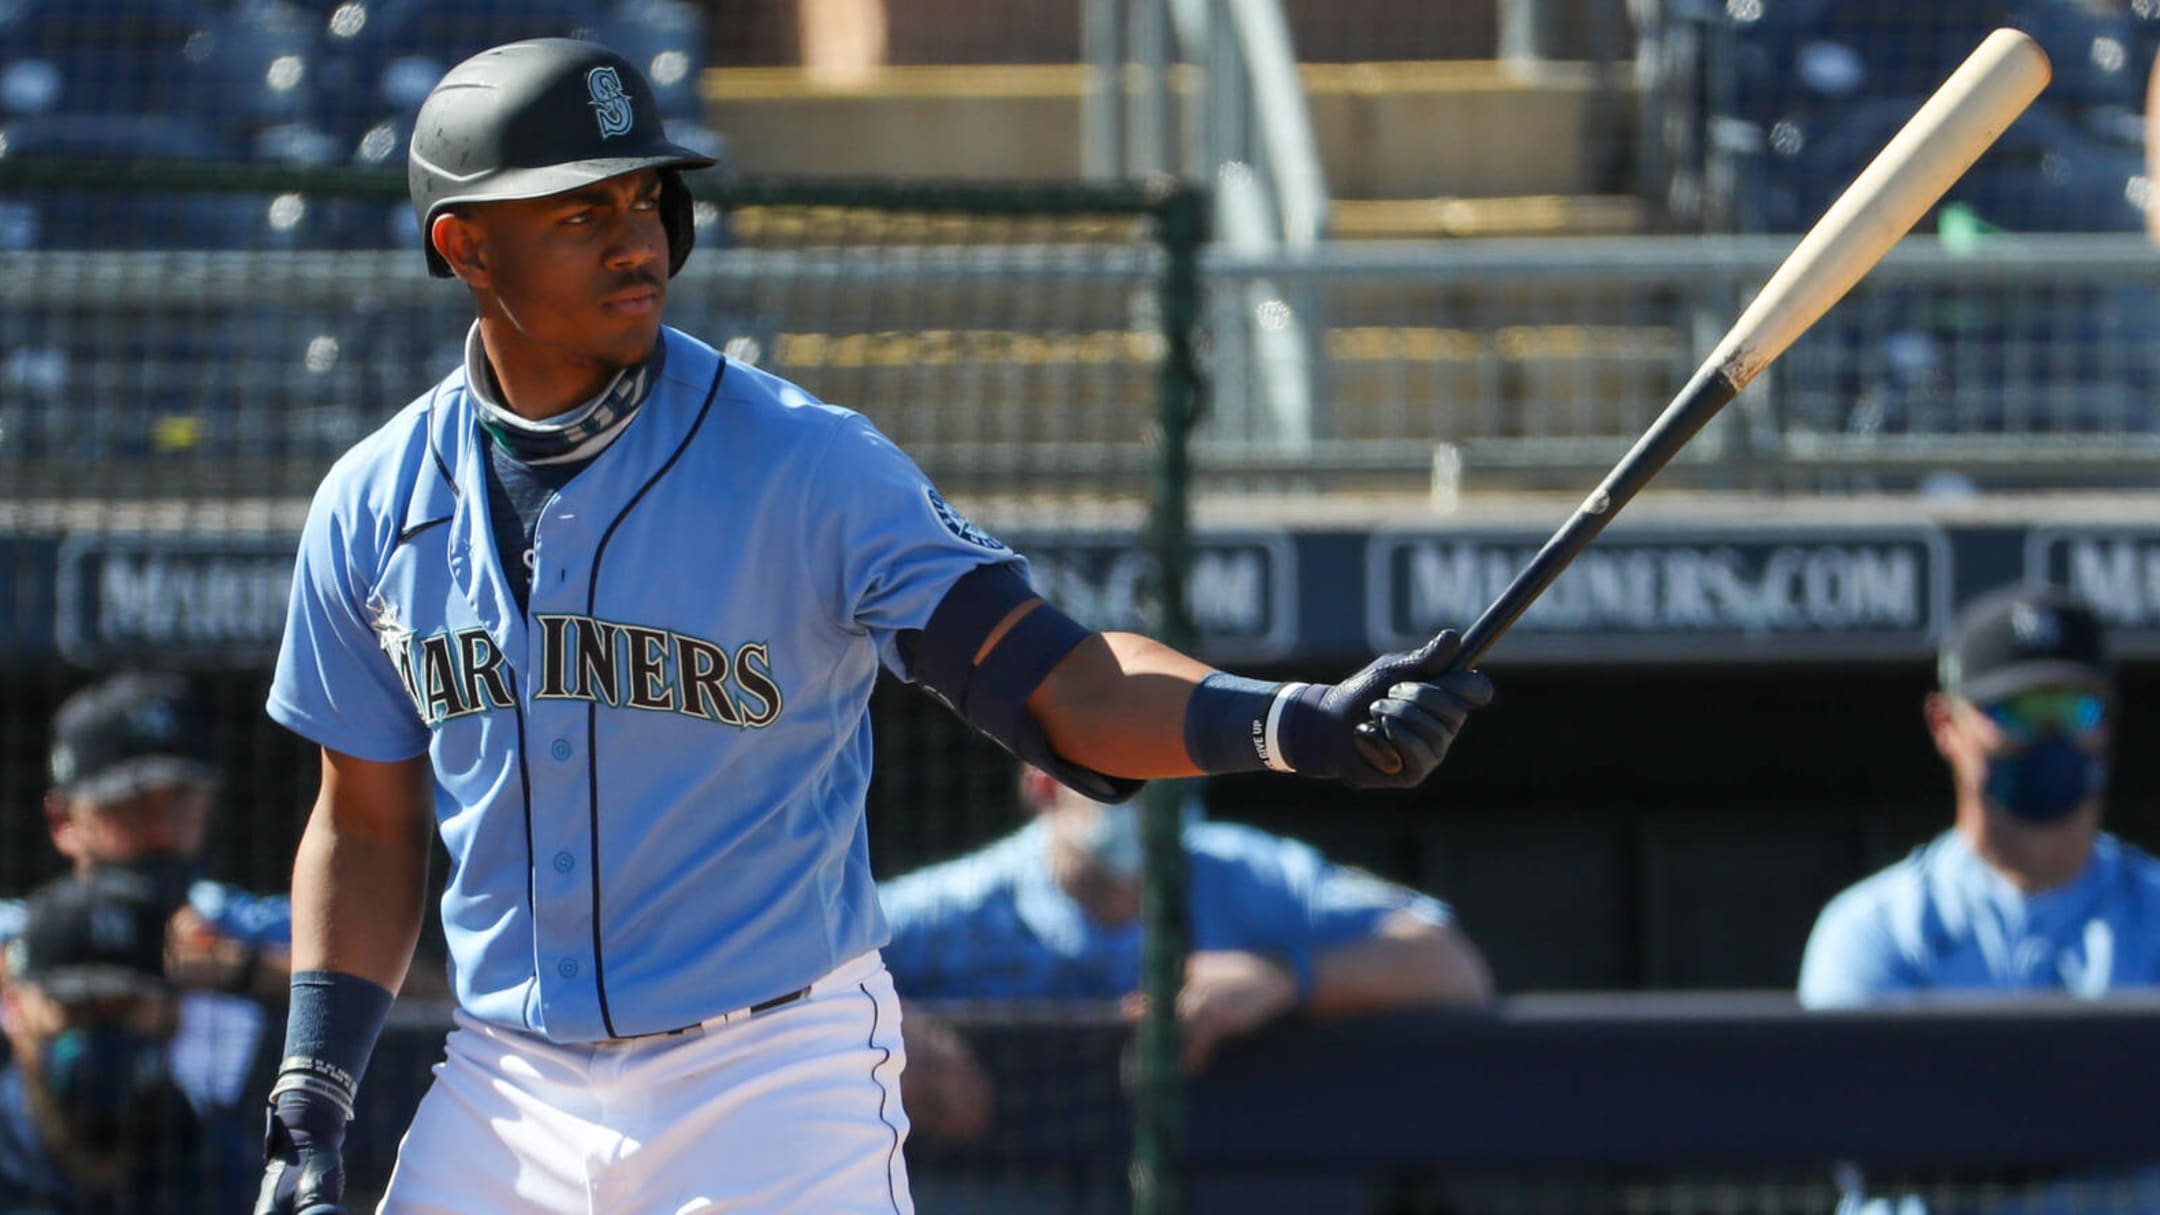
left=1290, top=631, right=1493, bottom=789
left=255, top=1085, right=349, bottom=1215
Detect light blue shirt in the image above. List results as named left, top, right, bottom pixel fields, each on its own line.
left=1799, top=830, right=2160, bottom=1008
left=1802, top=830, right=2160, bottom=1215
left=878, top=819, right=1452, bottom=1000
left=268, top=328, right=1022, bottom=1042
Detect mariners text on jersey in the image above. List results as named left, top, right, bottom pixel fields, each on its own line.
left=268, top=326, right=1026, bottom=1043
left=378, top=616, right=783, bottom=729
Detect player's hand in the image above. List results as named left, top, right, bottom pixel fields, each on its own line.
left=1296, top=631, right=1492, bottom=789
left=1123, top=950, right=1300, bottom=1073
left=897, top=1007, right=996, bottom=1141
left=167, top=906, right=255, bottom=994
left=255, top=1088, right=349, bottom=1215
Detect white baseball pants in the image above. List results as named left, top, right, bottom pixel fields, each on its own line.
left=377, top=950, right=914, bottom=1215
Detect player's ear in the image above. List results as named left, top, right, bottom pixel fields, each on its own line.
left=432, top=211, right=491, bottom=287
left=1922, top=691, right=1962, bottom=758
left=41, top=789, right=79, bottom=859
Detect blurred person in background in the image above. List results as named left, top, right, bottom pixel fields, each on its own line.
left=1801, top=584, right=2160, bottom=1212
left=0, top=870, right=255, bottom=1213
left=883, top=762, right=1493, bottom=1144
left=0, top=672, right=293, bottom=1114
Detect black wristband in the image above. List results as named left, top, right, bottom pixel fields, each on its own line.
left=1183, top=673, right=1297, bottom=774
left=277, top=969, right=395, bottom=1118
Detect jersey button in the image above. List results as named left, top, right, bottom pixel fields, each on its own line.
left=550, top=738, right=573, bottom=762
left=557, top=958, right=579, bottom=979
left=553, top=851, right=575, bottom=874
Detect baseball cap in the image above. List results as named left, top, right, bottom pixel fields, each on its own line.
left=48, top=673, right=215, bottom=804
left=5, top=870, right=174, bottom=1003
left=1938, top=584, right=2110, bottom=703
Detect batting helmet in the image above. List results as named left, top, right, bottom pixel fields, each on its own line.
left=407, top=38, right=718, bottom=278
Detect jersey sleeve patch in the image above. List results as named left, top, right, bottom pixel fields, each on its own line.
left=924, top=487, right=1009, bottom=553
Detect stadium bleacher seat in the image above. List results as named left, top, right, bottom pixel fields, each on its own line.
left=1684, top=0, right=2160, bottom=445
left=0, top=0, right=325, bottom=158
left=0, top=113, right=333, bottom=249
left=311, top=0, right=708, bottom=146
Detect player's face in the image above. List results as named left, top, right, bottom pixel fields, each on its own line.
left=1932, top=685, right=2110, bottom=814
left=461, top=169, right=670, bottom=370
left=55, top=783, right=212, bottom=869
left=1039, top=787, right=1144, bottom=925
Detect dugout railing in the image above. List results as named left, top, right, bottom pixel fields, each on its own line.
left=12, top=222, right=2158, bottom=501
left=349, top=991, right=2160, bottom=1214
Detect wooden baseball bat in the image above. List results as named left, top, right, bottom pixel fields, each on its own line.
left=1356, top=27, right=2052, bottom=774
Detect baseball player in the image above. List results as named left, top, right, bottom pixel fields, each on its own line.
left=1800, top=585, right=2160, bottom=1213
left=1, top=870, right=258, bottom=1214
left=256, top=38, right=1490, bottom=1215
left=0, top=673, right=295, bottom=1114
left=883, top=762, right=1491, bottom=1150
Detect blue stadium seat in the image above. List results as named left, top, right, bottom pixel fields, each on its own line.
left=1721, top=0, right=2011, bottom=131
left=603, top=0, right=708, bottom=123
left=0, top=0, right=220, bottom=125
left=0, top=113, right=350, bottom=250
left=0, top=0, right=331, bottom=159
left=2008, top=0, right=2142, bottom=110
left=311, top=0, right=613, bottom=143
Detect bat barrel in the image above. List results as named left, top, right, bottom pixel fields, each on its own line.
left=1353, top=28, right=2050, bottom=777
left=1711, top=27, right=2051, bottom=390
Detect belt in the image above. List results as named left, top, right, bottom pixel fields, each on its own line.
left=621, top=986, right=812, bottom=1043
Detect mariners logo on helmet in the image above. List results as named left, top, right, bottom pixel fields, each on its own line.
left=587, top=66, right=635, bottom=139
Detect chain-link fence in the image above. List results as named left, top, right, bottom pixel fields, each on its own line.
left=1195, top=232, right=2160, bottom=495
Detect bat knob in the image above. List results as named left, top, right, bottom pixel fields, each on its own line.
left=1352, top=722, right=1404, bottom=776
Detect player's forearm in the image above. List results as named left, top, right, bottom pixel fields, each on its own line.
left=1306, top=918, right=1494, bottom=1019
left=1028, top=630, right=1214, bottom=777
left=290, top=755, right=433, bottom=995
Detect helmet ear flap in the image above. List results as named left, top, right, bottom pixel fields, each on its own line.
left=660, top=170, right=697, bottom=277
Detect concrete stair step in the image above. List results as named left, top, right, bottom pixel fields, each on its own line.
left=761, top=323, right=1685, bottom=452
left=705, top=61, right=1631, bottom=199
left=1331, top=195, right=1648, bottom=240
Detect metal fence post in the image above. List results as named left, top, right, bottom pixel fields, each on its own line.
left=1084, top=0, right=1129, bottom=178
left=1132, top=177, right=1208, bottom=1215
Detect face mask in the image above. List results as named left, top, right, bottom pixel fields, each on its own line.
left=1064, top=801, right=1145, bottom=880
left=1984, top=737, right=2106, bottom=824
left=36, top=1024, right=177, bottom=1156
left=95, top=856, right=199, bottom=915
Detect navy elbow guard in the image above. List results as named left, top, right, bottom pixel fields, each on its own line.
left=915, top=564, right=1145, bottom=804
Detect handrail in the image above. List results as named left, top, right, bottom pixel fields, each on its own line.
left=1221, top=0, right=1329, bottom=248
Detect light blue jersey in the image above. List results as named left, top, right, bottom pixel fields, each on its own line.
left=1804, top=830, right=2160, bottom=1215
left=269, top=327, right=1024, bottom=1042
left=1799, top=830, right=2160, bottom=1008
left=878, top=820, right=1451, bottom=999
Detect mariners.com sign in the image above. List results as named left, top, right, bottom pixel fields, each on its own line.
left=1367, top=526, right=1953, bottom=661
left=25, top=522, right=2160, bottom=668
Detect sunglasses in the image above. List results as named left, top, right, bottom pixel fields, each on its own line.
left=1978, top=689, right=2108, bottom=743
